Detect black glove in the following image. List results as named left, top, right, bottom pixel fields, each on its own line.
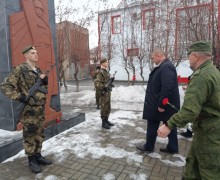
left=24, top=124, right=37, bottom=134
left=102, top=86, right=108, bottom=92
left=19, top=94, right=29, bottom=103
left=41, top=76, right=48, bottom=85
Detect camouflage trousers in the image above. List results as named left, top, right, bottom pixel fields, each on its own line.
left=20, top=105, right=45, bottom=156
left=100, top=91, right=111, bottom=119
left=95, top=88, right=101, bottom=106
left=183, top=139, right=220, bottom=180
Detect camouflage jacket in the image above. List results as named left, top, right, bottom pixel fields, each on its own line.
left=94, top=68, right=110, bottom=91
left=0, top=63, right=47, bottom=106
left=93, top=69, right=100, bottom=80
left=167, top=60, right=220, bottom=149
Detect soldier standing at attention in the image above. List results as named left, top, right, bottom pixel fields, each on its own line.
left=95, top=58, right=114, bottom=129
left=158, top=41, right=220, bottom=179
left=93, top=65, right=101, bottom=109
left=0, top=45, right=52, bottom=173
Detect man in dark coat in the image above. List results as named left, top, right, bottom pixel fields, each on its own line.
left=136, top=49, right=180, bottom=154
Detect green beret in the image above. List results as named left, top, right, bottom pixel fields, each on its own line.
left=100, top=58, right=108, bottom=64
left=187, top=41, right=211, bottom=55
left=22, top=45, right=36, bottom=54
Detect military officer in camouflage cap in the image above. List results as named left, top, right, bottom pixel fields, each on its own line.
left=157, top=41, right=220, bottom=179
left=0, top=45, right=52, bottom=173
left=94, top=58, right=115, bottom=129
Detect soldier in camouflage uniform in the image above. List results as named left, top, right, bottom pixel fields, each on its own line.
left=0, top=45, right=52, bottom=173
left=94, top=59, right=114, bottom=129
left=93, top=65, right=101, bottom=109
left=158, top=41, right=220, bottom=179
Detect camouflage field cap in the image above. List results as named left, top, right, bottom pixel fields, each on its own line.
left=100, top=58, right=108, bottom=64
left=22, top=45, right=36, bottom=54
left=187, top=41, right=211, bottom=55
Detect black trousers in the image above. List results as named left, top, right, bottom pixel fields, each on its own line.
left=144, top=120, right=178, bottom=152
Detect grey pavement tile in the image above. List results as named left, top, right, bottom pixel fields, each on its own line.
left=90, top=167, right=101, bottom=176
left=0, top=80, right=189, bottom=179
left=97, top=168, right=108, bottom=176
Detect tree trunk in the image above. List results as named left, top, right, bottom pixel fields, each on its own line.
left=74, top=62, right=79, bottom=92
left=125, top=67, right=130, bottom=85
left=140, top=66, right=145, bottom=85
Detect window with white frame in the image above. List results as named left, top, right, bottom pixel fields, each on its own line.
left=143, top=9, right=155, bottom=30
left=127, top=48, right=139, bottom=56
left=111, top=15, right=121, bottom=34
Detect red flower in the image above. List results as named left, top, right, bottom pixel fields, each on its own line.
left=56, top=117, right=61, bottom=123
left=162, top=98, right=179, bottom=111
left=132, top=75, right=136, bottom=81
left=162, top=98, right=169, bottom=105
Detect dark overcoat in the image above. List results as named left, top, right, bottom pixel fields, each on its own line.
left=143, top=59, right=180, bottom=121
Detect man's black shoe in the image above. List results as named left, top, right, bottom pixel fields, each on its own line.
left=136, top=145, right=153, bottom=153
left=96, top=105, right=100, bottom=109
left=102, top=119, right=110, bottom=129
left=28, top=156, right=41, bottom=173
left=160, top=148, right=178, bottom=154
left=102, top=123, right=110, bottom=129
left=35, top=153, right=52, bottom=165
left=180, top=129, right=193, bottom=138
left=106, top=120, right=114, bottom=126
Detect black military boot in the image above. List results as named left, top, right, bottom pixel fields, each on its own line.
left=35, top=153, right=52, bottom=165
left=102, top=119, right=110, bottom=129
left=28, top=155, right=41, bottom=173
left=106, top=119, right=114, bottom=126
left=180, top=129, right=193, bottom=138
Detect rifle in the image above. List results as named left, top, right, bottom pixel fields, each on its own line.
left=15, top=63, right=56, bottom=124
left=101, top=71, right=117, bottom=94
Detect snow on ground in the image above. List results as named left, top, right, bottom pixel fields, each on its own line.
left=176, top=60, right=193, bottom=77
left=2, top=84, right=188, bottom=171
left=0, top=129, right=22, bottom=143
left=1, top=60, right=193, bottom=179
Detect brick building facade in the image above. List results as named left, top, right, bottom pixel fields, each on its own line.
left=56, top=21, right=90, bottom=80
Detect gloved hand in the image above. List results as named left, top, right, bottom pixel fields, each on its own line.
left=41, top=76, right=48, bottom=85
left=102, top=86, right=108, bottom=92
left=24, top=124, right=37, bottom=134
left=19, top=94, right=29, bottom=103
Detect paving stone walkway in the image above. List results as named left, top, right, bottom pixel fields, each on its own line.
left=0, top=80, right=191, bottom=180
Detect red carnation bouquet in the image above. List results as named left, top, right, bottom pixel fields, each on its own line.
left=162, top=98, right=179, bottom=111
